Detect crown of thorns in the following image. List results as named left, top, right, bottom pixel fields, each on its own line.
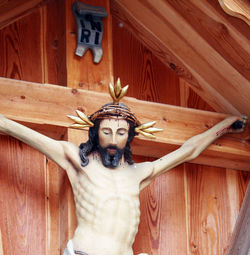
left=67, top=78, right=163, bottom=138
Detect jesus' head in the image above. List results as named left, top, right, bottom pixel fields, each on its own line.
left=68, top=80, right=162, bottom=168
left=79, top=104, right=137, bottom=168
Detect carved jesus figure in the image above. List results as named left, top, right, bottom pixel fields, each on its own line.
left=0, top=80, right=247, bottom=255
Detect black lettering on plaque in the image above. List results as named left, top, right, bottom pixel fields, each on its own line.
left=95, top=32, right=100, bottom=45
left=80, top=29, right=91, bottom=43
left=85, top=14, right=102, bottom=32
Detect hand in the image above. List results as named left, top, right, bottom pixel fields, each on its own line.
left=216, top=115, right=248, bottom=137
left=228, top=115, right=248, bottom=134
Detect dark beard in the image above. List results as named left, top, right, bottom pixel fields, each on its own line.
left=97, top=145, right=125, bottom=169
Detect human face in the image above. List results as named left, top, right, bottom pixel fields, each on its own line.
left=98, top=118, right=129, bottom=154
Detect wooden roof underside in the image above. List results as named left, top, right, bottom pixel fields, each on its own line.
left=1, top=0, right=250, bottom=117
left=111, top=0, right=250, bottom=117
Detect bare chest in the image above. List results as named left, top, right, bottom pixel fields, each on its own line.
left=72, top=166, right=141, bottom=245
left=73, top=166, right=141, bottom=213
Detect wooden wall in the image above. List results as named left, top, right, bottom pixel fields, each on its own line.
left=0, top=1, right=67, bottom=254
left=0, top=1, right=249, bottom=255
left=112, top=17, right=250, bottom=255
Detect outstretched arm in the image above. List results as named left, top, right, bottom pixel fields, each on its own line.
left=140, top=115, right=247, bottom=189
left=0, top=114, right=69, bottom=170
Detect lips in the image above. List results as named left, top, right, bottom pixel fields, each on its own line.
left=107, top=148, right=117, bottom=155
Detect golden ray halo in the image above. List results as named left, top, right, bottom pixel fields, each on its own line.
left=67, top=78, right=163, bottom=138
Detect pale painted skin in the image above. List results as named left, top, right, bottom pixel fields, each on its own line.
left=0, top=114, right=247, bottom=255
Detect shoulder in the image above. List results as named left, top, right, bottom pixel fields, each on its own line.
left=132, top=161, right=154, bottom=181
left=59, top=141, right=83, bottom=179
left=60, top=141, right=79, bottom=155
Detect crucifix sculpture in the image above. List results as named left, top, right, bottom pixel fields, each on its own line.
left=0, top=79, right=247, bottom=255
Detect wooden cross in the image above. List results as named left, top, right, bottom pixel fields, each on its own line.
left=0, top=0, right=249, bottom=254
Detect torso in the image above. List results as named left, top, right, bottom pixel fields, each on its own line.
left=63, top=145, right=153, bottom=255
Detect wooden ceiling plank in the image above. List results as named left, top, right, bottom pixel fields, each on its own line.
left=219, top=0, right=250, bottom=26
left=0, top=77, right=249, bottom=170
left=168, top=0, right=250, bottom=80
left=111, top=0, right=250, bottom=117
left=111, top=1, right=238, bottom=116
left=0, top=0, right=49, bottom=30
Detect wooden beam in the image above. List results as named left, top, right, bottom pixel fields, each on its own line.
left=0, top=0, right=49, bottom=30
left=227, top=181, right=250, bottom=255
left=111, top=0, right=250, bottom=117
left=219, top=0, right=250, bottom=26
left=0, top=77, right=249, bottom=170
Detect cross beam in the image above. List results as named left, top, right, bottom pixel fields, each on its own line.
left=0, top=77, right=249, bottom=170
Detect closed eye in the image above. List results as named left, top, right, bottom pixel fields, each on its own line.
left=104, top=131, right=111, bottom=135
left=102, top=128, right=111, bottom=135
left=117, top=129, right=128, bottom=136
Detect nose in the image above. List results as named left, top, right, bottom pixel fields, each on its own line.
left=110, top=134, right=117, bottom=146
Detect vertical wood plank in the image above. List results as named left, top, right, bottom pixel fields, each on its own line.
left=134, top=165, right=187, bottom=255
left=0, top=137, right=46, bottom=255
left=185, top=164, right=250, bottom=255
left=0, top=11, right=43, bottom=81
left=186, top=164, right=231, bottom=255
left=112, top=17, right=180, bottom=106
left=0, top=10, right=47, bottom=255
left=42, top=1, right=68, bottom=253
left=66, top=0, right=113, bottom=91
left=43, top=0, right=67, bottom=86
left=45, top=159, right=62, bottom=255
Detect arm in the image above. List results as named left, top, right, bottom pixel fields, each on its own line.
left=0, top=114, right=69, bottom=169
left=140, top=115, right=247, bottom=189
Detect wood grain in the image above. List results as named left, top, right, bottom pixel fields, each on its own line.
left=66, top=0, right=113, bottom=91
left=0, top=2, right=69, bottom=254
left=43, top=0, right=67, bottom=86
left=185, top=164, right=249, bottom=255
left=0, top=0, right=49, bottom=30
left=0, top=10, right=43, bottom=81
left=133, top=165, right=188, bottom=255
left=112, top=17, right=250, bottom=255
left=1, top=77, right=249, bottom=170
left=219, top=0, right=250, bottom=26
left=0, top=136, right=46, bottom=255
left=180, top=78, right=215, bottom=112
left=111, top=0, right=250, bottom=117
left=45, top=159, right=61, bottom=255
left=181, top=78, right=250, bottom=254
left=112, top=17, right=180, bottom=106
left=0, top=10, right=48, bottom=255
left=167, top=0, right=250, bottom=80
left=42, top=1, right=68, bottom=253
left=0, top=1, right=249, bottom=254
